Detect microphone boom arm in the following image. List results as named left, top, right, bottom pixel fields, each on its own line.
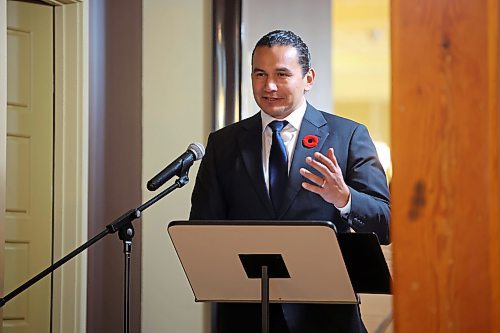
left=0, top=175, right=189, bottom=309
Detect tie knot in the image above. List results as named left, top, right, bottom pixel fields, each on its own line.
left=269, top=120, right=288, bottom=133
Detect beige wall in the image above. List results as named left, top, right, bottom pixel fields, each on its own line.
left=142, top=0, right=211, bottom=332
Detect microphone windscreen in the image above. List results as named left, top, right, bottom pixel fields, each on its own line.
left=188, top=142, right=205, bottom=161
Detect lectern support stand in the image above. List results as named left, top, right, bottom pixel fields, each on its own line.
left=261, top=266, right=269, bottom=333
left=167, top=221, right=392, bottom=333
left=238, top=252, right=291, bottom=333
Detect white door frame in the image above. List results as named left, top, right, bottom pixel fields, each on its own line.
left=0, top=3, right=7, bottom=330
left=0, top=1, right=89, bottom=332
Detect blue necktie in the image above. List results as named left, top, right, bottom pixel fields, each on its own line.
left=268, top=120, right=289, bottom=213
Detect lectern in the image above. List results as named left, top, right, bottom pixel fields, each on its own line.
left=167, top=221, right=391, bottom=333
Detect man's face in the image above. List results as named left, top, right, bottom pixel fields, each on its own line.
left=251, top=45, right=315, bottom=119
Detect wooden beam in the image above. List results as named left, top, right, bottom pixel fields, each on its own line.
left=391, top=0, right=499, bottom=331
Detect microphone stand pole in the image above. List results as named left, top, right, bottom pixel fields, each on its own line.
left=0, top=174, right=190, bottom=333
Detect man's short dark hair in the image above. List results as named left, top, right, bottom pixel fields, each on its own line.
left=252, top=30, right=311, bottom=77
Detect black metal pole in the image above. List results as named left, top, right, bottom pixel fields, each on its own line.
left=261, top=265, right=269, bottom=333
left=123, top=236, right=132, bottom=333
left=119, top=224, right=134, bottom=333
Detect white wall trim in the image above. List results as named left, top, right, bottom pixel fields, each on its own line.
left=52, top=2, right=88, bottom=333
left=0, top=0, right=7, bottom=329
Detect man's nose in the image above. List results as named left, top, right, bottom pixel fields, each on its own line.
left=264, top=78, right=278, bottom=92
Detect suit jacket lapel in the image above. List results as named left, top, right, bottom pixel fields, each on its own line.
left=278, top=105, right=330, bottom=217
left=238, top=113, right=275, bottom=217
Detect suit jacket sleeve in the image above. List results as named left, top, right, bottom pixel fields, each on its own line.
left=344, top=124, right=391, bottom=244
left=189, top=133, right=226, bottom=220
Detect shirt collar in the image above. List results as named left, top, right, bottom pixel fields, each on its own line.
left=260, top=97, right=307, bottom=133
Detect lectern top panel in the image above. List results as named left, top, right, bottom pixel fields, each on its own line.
left=167, top=220, right=358, bottom=304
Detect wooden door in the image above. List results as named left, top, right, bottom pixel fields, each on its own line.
left=4, top=1, right=53, bottom=332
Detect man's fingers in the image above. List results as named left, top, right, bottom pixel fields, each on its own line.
left=305, top=156, right=330, bottom=176
left=313, top=152, right=335, bottom=171
left=327, top=148, right=339, bottom=168
left=301, top=181, right=322, bottom=194
left=300, top=167, right=324, bottom=187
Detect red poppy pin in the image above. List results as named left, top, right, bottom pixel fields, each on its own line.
left=302, top=135, right=319, bottom=148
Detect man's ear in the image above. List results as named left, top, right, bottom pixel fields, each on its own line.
left=304, top=68, right=316, bottom=92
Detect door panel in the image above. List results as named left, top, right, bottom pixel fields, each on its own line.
left=4, top=1, right=53, bottom=332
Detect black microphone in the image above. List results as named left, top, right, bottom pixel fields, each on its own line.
left=147, top=142, right=205, bottom=191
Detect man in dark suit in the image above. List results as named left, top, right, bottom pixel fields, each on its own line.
left=190, top=30, right=390, bottom=333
